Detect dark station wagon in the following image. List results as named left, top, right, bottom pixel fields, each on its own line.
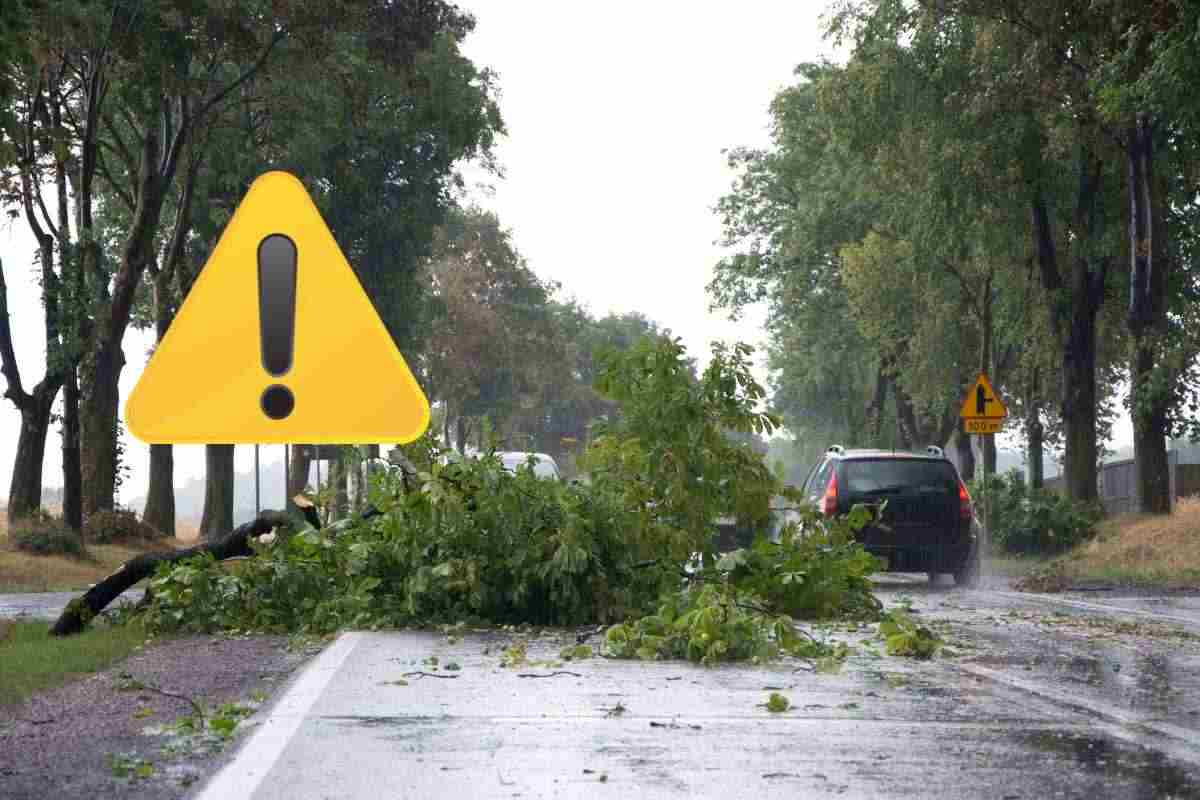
left=799, top=445, right=981, bottom=586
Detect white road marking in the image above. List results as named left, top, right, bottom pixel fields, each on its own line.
left=194, top=631, right=363, bottom=800
left=954, top=662, right=1200, bottom=767
left=981, top=590, right=1200, bottom=629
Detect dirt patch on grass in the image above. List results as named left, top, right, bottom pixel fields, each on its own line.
left=0, top=525, right=192, bottom=593
left=0, top=632, right=320, bottom=799
left=1017, top=496, right=1200, bottom=591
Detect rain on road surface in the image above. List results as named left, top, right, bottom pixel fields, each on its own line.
left=193, top=575, right=1200, bottom=800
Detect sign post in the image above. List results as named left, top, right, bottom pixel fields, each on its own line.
left=959, top=373, right=1009, bottom=567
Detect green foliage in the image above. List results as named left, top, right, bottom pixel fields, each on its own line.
left=136, top=338, right=883, bottom=668
left=765, top=692, right=790, bottom=713
left=713, top=506, right=884, bottom=621
left=106, top=753, right=154, bottom=780
left=11, top=512, right=84, bottom=557
left=972, top=472, right=1102, bottom=556
left=603, top=507, right=883, bottom=666
left=585, top=336, right=781, bottom=562
left=83, top=508, right=162, bottom=544
left=604, top=584, right=813, bottom=666
left=140, top=453, right=669, bottom=635
left=878, top=610, right=941, bottom=659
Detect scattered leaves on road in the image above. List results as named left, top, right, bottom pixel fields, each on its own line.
left=765, top=692, right=790, bottom=712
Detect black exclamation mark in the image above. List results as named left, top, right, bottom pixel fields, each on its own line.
left=258, top=234, right=297, bottom=420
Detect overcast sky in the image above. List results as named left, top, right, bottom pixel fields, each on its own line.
left=0, top=1, right=1132, bottom=511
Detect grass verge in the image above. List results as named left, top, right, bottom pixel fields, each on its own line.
left=0, top=619, right=147, bottom=708
left=1, top=508, right=190, bottom=593
left=1018, top=495, right=1200, bottom=591
left=0, top=537, right=182, bottom=593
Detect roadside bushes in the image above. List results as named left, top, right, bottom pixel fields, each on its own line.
left=10, top=510, right=84, bottom=557
left=971, top=471, right=1103, bottom=556
left=83, top=509, right=162, bottom=544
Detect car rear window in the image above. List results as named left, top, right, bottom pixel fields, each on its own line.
left=842, top=459, right=958, bottom=494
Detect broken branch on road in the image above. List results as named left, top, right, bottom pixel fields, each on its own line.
left=516, top=671, right=583, bottom=678
left=401, top=671, right=459, bottom=680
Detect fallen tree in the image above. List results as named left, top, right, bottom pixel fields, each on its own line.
left=50, top=495, right=391, bottom=637
left=50, top=510, right=297, bottom=636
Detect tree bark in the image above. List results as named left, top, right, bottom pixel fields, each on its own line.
left=286, top=444, right=313, bottom=515
left=142, top=271, right=182, bottom=536
left=61, top=365, right=82, bottom=530
left=79, top=340, right=125, bottom=515
left=199, top=444, right=235, bottom=542
left=1, top=252, right=64, bottom=522
left=143, top=444, right=175, bottom=536
left=7, top=389, right=56, bottom=523
left=1060, top=290, right=1101, bottom=504
left=866, top=359, right=892, bottom=446
left=1026, top=388, right=1045, bottom=490
left=50, top=510, right=295, bottom=637
left=50, top=500, right=385, bottom=637
left=1030, top=151, right=1105, bottom=505
left=953, top=428, right=976, bottom=482
left=1126, top=115, right=1172, bottom=514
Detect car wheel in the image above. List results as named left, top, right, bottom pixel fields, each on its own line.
left=953, top=536, right=981, bottom=588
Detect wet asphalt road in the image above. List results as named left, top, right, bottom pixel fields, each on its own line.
left=190, top=571, right=1200, bottom=800
left=0, top=589, right=143, bottom=620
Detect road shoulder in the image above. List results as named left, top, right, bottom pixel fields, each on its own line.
left=0, top=632, right=321, bottom=800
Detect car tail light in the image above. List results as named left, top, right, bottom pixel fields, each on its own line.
left=822, top=472, right=838, bottom=516
left=958, top=481, right=973, bottom=520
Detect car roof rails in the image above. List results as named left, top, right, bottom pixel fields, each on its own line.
left=925, top=445, right=945, bottom=458
left=827, top=444, right=845, bottom=455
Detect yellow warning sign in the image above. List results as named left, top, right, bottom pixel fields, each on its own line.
left=959, top=373, right=1008, bottom=422
left=126, top=171, right=430, bottom=444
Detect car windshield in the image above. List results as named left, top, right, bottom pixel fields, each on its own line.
left=501, top=455, right=557, bottom=479
left=842, top=459, right=958, bottom=494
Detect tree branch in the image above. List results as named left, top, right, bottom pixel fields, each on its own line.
left=189, top=29, right=287, bottom=126
left=93, top=147, right=136, bottom=213
left=0, top=256, right=29, bottom=404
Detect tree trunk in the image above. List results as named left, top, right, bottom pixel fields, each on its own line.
left=286, top=444, right=313, bottom=514
left=866, top=359, right=892, bottom=447
left=953, top=428, right=976, bottom=482
left=7, top=388, right=56, bottom=523
left=455, top=416, right=469, bottom=454
left=79, top=340, right=125, bottom=516
left=981, top=436, right=997, bottom=477
left=1126, top=115, right=1172, bottom=514
left=50, top=502, right=386, bottom=636
left=143, top=444, right=176, bottom=536
left=1027, top=411, right=1045, bottom=491
left=61, top=365, right=82, bottom=530
left=1029, top=150, right=1105, bottom=506
left=142, top=280, right=177, bottom=535
left=1061, top=307, right=1100, bottom=504
left=330, top=449, right=350, bottom=521
left=199, top=444, right=235, bottom=541
left=1131, top=342, right=1171, bottom=513
left=50, top=510, right=296, bottom=636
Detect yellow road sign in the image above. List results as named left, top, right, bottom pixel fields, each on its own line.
left=964, top=419, right=1003, bottom=435
left=959, top=372, right=1008, bottom=421
left=126, top=171, right=430, bottom=444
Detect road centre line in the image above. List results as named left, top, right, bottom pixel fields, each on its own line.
left=980, top=590, right=1200, bottom=629
left=195, top=631, right=363, bottom=800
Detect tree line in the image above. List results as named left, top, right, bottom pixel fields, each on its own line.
left=0, top=1, right=659, bottom=539
left=712, top=0, right=1200, bottom=512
